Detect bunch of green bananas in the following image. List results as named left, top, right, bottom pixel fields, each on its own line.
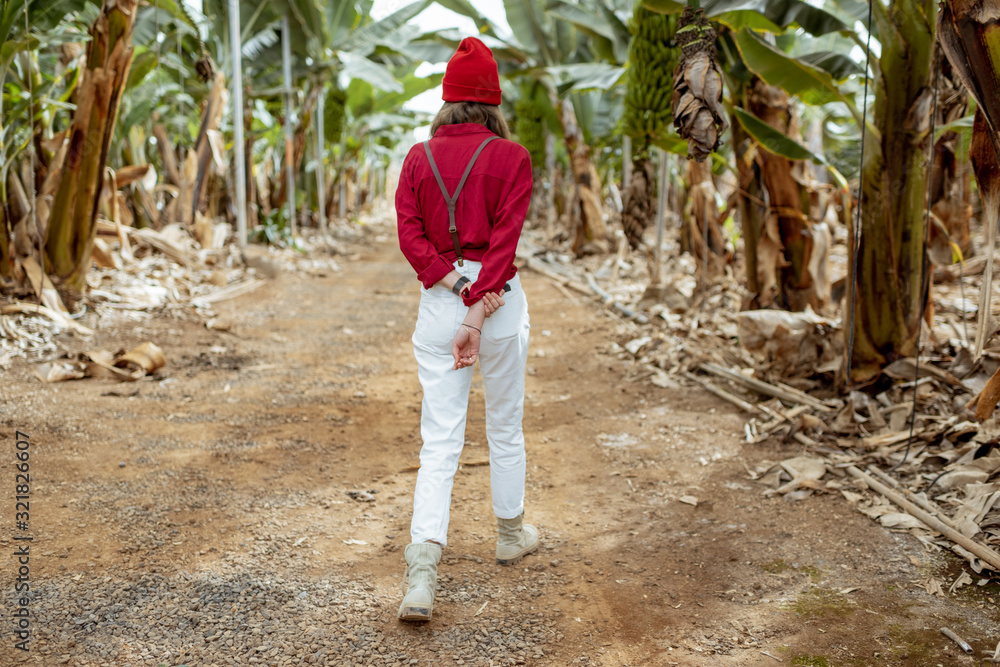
left=324, top=87, right=348, bottom=145
left=514, top=98, right=547, bottom=168
left=623, top=7, right=678, bottom=151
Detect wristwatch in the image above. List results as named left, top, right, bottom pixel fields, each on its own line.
left=452, top=276, right=471, bottom=297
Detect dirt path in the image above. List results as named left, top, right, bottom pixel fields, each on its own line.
left=3, top=231, right=999, bottom=666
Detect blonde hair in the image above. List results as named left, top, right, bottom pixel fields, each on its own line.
left=430, top=102, right=511, bottom=140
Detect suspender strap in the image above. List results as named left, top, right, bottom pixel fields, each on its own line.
left=423, top=136, right=499, bottom=266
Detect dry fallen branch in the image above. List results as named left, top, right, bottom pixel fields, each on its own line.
left=699, top=362, right=832, bottom=412
left=683, top=371, right=759, bottom=414
left=845, top=465, right=1000, bottom=572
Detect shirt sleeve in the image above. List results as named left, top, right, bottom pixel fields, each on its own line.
left=396, top=150, right=454, bottom=288
left=463, top=148, right=533, bottom=306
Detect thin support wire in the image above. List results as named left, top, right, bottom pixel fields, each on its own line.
left=845, top=0, right=875, bottom=384
left=894, top=51, right=942, bottom=474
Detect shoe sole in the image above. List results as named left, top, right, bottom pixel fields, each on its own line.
left=496, top=542, right=539, bottom=566
left=398, top=606, right=432, bottom=622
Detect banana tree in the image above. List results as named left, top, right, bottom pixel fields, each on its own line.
left=848, top=0, right=937, bottom=383
left=645, top=0, right=852, bottom=311
left=1, top=0, right=92, bottom=281
left=44, top=0, right=139, bottom=290
left=501, top=0, right=623, bottom=254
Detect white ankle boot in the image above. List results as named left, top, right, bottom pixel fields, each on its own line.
left=397, top=542, right=442, bottom=622
left=496, top=513, right=539, bottom=565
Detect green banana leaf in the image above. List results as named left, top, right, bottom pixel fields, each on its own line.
left=734, top=29, right=859, bottom=123
left=733, top=107, right=820, bottom=163
left=332, top=0, right=431, bottom=56
left=652, top=133, right=733, bottom=174
left=433, top=0, right=498, bottom=37
left=732, top=106, right=848, bottom=188
left=406, top=29, right=531, bottom=66
left=547, top=63, right=625, bottom=94
left=369, top=71, right=444, bottom=115
left=403, top=39, right=460, bottom=65
left=546, top=0, right=630, bottom=64
left=502, top=0, right=556, bottom=65
left=241, top=20, right=281, bottom=60
left=338, top=52, right=403, bottom=93
left=126, top=50, right=159, bottom=90
left=798, top=51, right=862, bottom=81
left=642, top=0, right=846, bottom=36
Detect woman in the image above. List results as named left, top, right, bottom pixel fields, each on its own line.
left=395, top=36, right=539, bottom=622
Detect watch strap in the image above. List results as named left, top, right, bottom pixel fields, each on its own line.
left=452, top=276, right=471, bottom=297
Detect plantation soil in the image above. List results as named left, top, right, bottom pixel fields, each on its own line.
left=2, top=232, right=999, bottom=666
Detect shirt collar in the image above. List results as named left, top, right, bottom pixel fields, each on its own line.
left=432, top=123, right=495, bottom=137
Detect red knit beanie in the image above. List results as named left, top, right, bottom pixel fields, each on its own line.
left=442, top=37, right=502, bottom=106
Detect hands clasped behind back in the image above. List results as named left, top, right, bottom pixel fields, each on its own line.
left=451, top=289, right=505, bottom=370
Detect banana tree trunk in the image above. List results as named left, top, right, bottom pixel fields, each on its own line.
left=243, top=89, right=258, bottom=231
left=849, top=0, right=936, bottom=383
left=748, top=78, right=822, bottom=311
left=45, top=0, right=137, bottom=290
left=732, top=107, right=768, bottom=305
left=275, top=85, right=321, bottom=213
left=0, top=205, right=10, bottom=280
left=558, top=97, right=607, bottom=254
left=191, top=71, right=227, bottom=226
left=679, top=159, right=729, bottom=277
left=930, top=56, right=971, bottom=258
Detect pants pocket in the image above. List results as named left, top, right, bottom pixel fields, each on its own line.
left=483, top=286, right=527, bottom=344
left=413, top=289, right=458, bottom=351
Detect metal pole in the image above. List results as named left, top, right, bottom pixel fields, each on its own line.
left=339, top=135, right=347, bottom=219
left=316, top=87, right=327, bottom=234
left=228, top=0, right=247, bottom=248
left=281, top=14, right=296, bottom=235
left=652, top=147, right=668, bottom=286
left=623, top=135, right=632, bottom=191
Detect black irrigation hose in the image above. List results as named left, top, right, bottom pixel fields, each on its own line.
left=924, top=468, right=950, bottom=497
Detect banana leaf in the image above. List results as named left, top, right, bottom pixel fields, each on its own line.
left=502, top=0, right=556, bottom=65
left=732, top=106, right=847, bottom=188
left=546, top=0, right=630, bottom=64
left=798, top=51, right=863, bottom=81
left=733, top=29, right=860, bottom=124
left=241, top=20, right=281, bottom=60
left=652, top=132, right=732, bottom=174
left=338, top=52, right=402, bottom=93
left=938, top=0, right=1000, bottom=159
left=972, top=110, right=1000, bottom=358
left=405, top=30, right=530, bottom=66
left=546, top=63, right=625, bottom=94
left=369, top=71, right=443, bottom=115
left=433, top=0, right=498, bottom=37
left=332, top=0, right=430, bottom=56
left=642, top=0, right=846, bottom=36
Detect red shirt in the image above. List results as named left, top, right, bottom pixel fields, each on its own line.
left=396, top=123, right=533, bottom=306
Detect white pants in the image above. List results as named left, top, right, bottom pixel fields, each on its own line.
left=410, top=260, right=530, bottom=547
